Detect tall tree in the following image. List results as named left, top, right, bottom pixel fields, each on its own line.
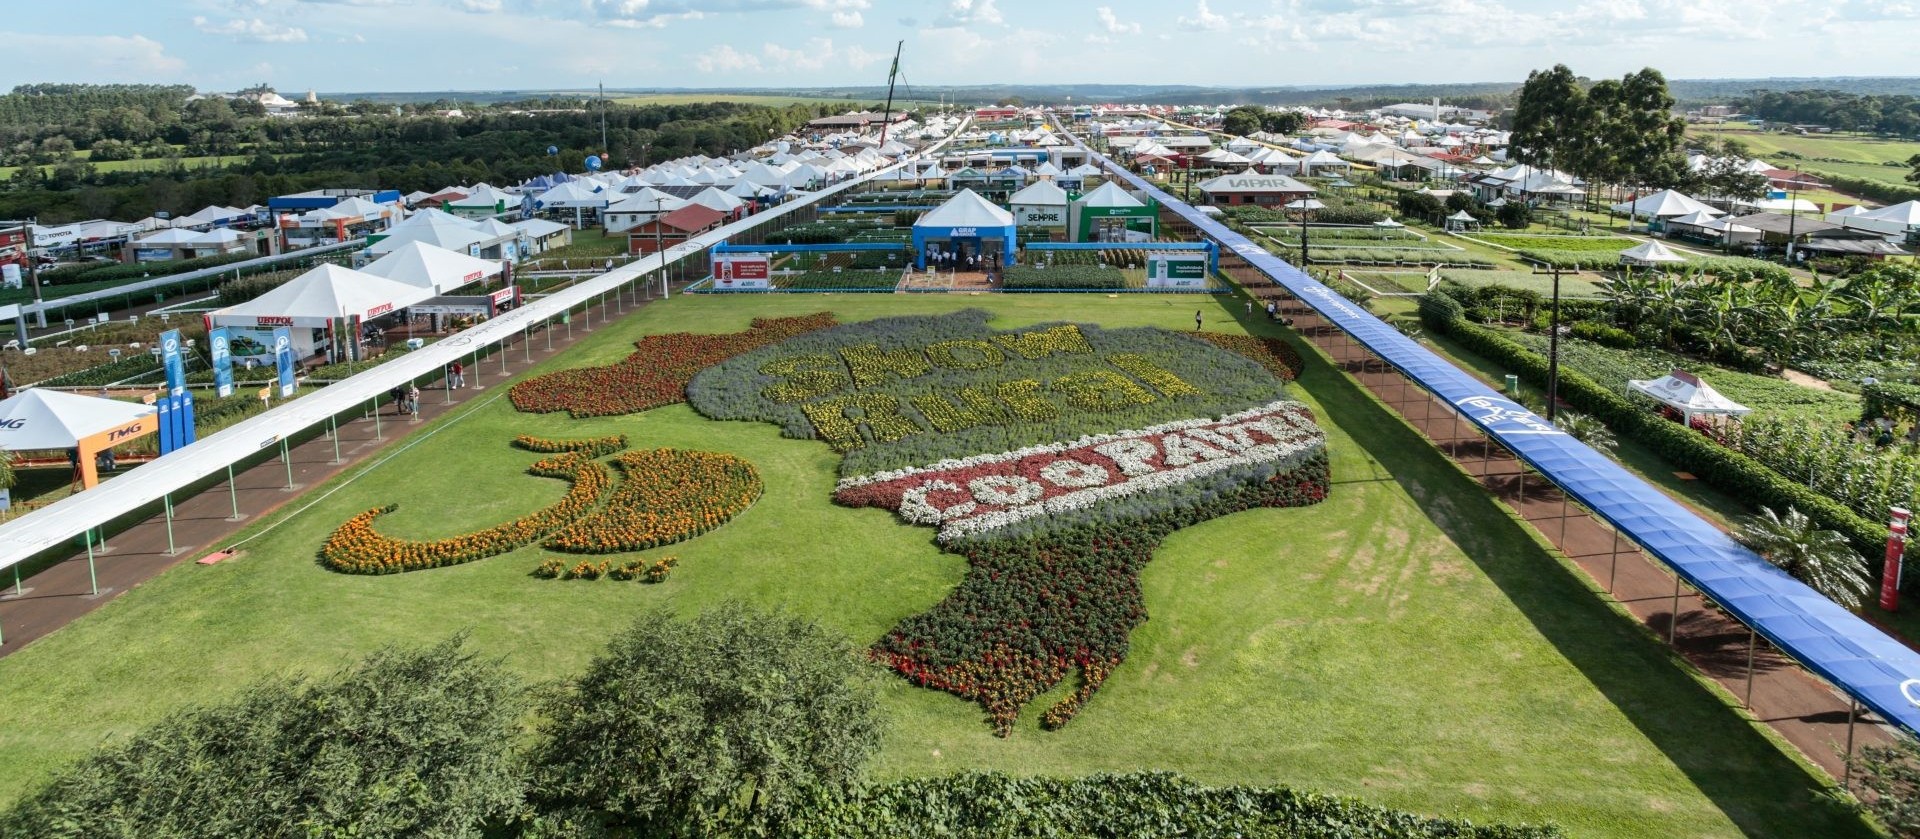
left=529, top=603, right=884, bottom=838
left=0, top=637, right=526, bottom=839
left=1509, top=64, right=1586, bottom=172
left=1611, top=68, right=1690, bottom=190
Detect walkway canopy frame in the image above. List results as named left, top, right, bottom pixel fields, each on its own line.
left=1070, top=124, right=1920, bottom=737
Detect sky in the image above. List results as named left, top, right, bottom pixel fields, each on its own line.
left=6, top=0, right=1920, bottom=94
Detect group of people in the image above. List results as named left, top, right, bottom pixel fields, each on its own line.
left=931, top=250, right=1001, bottom=273
left=388, top=383, right=421, bottom=418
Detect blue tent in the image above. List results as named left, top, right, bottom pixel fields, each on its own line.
left=911, top=188, right=1017, bottom=270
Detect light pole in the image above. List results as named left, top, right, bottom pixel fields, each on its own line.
left=1547, top=265, right=1562, bottom=420
left=653, top=194, right=667, bottom=299
left=1285, top=198, right=1326, bottom=267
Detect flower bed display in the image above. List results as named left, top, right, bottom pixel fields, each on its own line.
left=321, top=443, right=614, bottom=574
left=322, top=438, right=756, bottom=575
left=1193, top=334, right=1304, bottom=382
left=543, top=449, right=762, bottom=554
left=690, top=311, right=1331, bottom=734
left=509, top=313, right=838, bottom=418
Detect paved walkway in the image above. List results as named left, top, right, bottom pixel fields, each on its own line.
left=0, top=280, right=674, bottom=656
left=1230, top=263, right=1892, bottom=786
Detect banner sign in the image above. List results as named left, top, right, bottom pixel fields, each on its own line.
left=712, top=254, right=772, bottom=290
left=160, top=329, right=186, bottom=396
left=1145, top=253, right=1209, bottom=288
left=1884, top=507, right=1911, bottom=612
left=273, top=326, right=297, bottom=398
left=210, top=327, right=235, bottom=398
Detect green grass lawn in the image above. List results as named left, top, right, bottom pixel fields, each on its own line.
left=524, top=228, right=628, bottom=262
left=0, top=293, right=1870, bottom=838
left=0, top=155, right=249, bottom=180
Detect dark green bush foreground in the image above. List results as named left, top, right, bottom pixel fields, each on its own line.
left=783, top=771, right=1564, bottom=839
left=1419, top=290, right=1883, bottom=560
left=0, top=603, right=1561, bottom=839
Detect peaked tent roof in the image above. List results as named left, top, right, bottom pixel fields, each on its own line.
left=1611, top=189, right=1722, bottom=218
left=1075, top=180, right=1147, bottom=209
left=913, top=188, right=1015, bottom=229
left=1008, top=180, right=1070, bottom=205
left=1619, top=240, right=1688, bottom=265
left=1861, top=200, right=1920, bottom=225
left=0, top=389, right=155, bottom=451
left=359, top=241, right=504, bottom=293
left=367, top=218, right=493, bottom=255
left=686, top=187, right=746, bottom=213
left=1629, top=369, right=1752, bottom=418
left=446, top=184, right=518, bottom=207
left=215, top=264, right=434, bottom=322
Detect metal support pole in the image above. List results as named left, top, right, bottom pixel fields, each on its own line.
left=1844, top=699, right=1860, bottom=787
left=330, top=416, right=341, bottom=463
left=524, top=326, right=532, bottom=363
left=1607, top=528, right=1621, bottom=595
left=546, top=318, right=554, bottom=351
left=164, top=493, right=176, bottom=556
left=85, top=529, right=98, bottom=596
left=1560, top=495, right=1570, bottom=544
left=445, top=370, right=452, bottom=403
left=282, top=439, right=294, bottom=489
left=500, top=341, right=508, bottom=375
left=228, top=464, right=240, bottom=519
left=12, top=565, right=19, bottom=597
left=1668, top=574, right=1682, bottom=645
left=583, top=298, right=591, bottom=330
left=1744, top=628, right=1757, bottom=709
left=374, top=399, right=382, bottom=439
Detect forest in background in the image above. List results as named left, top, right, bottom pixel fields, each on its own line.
left=0, top=84, right=875, bottom=224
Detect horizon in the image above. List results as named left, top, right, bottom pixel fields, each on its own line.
left=8, top=1, right=1920, bottom=93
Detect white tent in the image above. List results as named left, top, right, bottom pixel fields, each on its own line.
left=211, top=264, right=435, bottom=329
left=359, top=242, right=503, bottom=294
left=914, top=188, right=1015, bottom=228
left=1009, top=180, right=1070, bottom=227
left=367, top=215, right=492, bottom=255
left=1610, top=189, right=1722, bottom=219
left=0, top=390, right=154, bottom=452
left=1628, top=369, right=1751, bottom=425
left=535, top=181, right=608, bottom=209
left=686, top=186, right=746, bottom=214
left=1619, top=241, right=1687, bottom=266
left=1076, top=180, right=1146, bottom=209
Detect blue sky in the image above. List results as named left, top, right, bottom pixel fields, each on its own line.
left=7, top=0, right=1920, bottom=94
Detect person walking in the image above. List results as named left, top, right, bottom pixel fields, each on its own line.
left=447, top=360, right=465, bottom=389
left=1194, top=310, right=1203, bottom=332
left=389, top=385, right=406, bottom=415
left=406, top=384, right=421, bottom=420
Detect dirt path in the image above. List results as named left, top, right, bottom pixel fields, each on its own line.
left=1784, top=368, right=1836, bottom=391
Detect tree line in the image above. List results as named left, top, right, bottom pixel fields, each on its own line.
left=0, top=84, right=860, bottom=224
left=1735, top=89, right=1920, bottom=137
left=1509, top=64, right=1770, bottom=202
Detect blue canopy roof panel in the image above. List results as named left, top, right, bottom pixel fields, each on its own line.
left=1080, top=137, right=1920, bottom=736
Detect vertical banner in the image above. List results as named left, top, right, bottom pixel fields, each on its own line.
left=274, top=326, right=297, bottom=398
left=180, top=392, right=197, bottom=446
left=1883, top=507, right=1911, bottom=612
left=210, top=327, right=235, bottom=398
left=160, top=329, right=186, bottom=396
left=156, top=396, right=175, bottom=455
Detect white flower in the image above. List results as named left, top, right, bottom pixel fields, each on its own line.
left=1040, top=459, right=1110, bottom=488
left=899, top=480, right=974, bottom=524
left=969, top=475, right=1045, bottom=506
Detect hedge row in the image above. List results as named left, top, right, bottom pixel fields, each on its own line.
left=1419, top=290, right=1885, bottom=559
left=1806, top=168, right=1920, bottom=206
left=786, top=771, right=1564, bottom=838
left=38, top=252, right=254, bottom=287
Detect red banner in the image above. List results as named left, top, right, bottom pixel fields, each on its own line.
left=1883, top=507, right=1910, bottom=611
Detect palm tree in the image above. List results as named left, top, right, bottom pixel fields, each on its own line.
left=1554, top=411, right=1616, bottom=455
left=1734, top=506, right=1872, bottom=610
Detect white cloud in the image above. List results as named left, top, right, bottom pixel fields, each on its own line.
left=1096, top=6, right=1140, bottom=35
left=193, top=17, right=310, bottom=43
left=460, top=0, right=503, bottom=11
left=1179, top=0, right=1229, bottom=31
left=831, top=10, right=863, bottom=27
left=0, top=32, right=186, bottom=82
left=761, top=38, right=885, bottom=73
left=695, top=43, right=762, bottom=73
left=941, top=0, right=1003, bottom=26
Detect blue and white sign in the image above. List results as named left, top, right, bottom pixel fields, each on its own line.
left=210, top=327, right=235, bottom=398
left=1453, top=395, right=1563, bottom=436
left=159, top=329, right=186, bottom=397
left=273, top=326, right=297, bottom=398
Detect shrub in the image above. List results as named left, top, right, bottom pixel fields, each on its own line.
left=1002, top=265, right=1129, bottom=290
left=1497, top=200, right=1534, bottom=229
left=784, top=771, right=1566, bottom=838
left=1419, top=290, right=1884, bottom=559
left=1570, top=321, right=1637, bottom=349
